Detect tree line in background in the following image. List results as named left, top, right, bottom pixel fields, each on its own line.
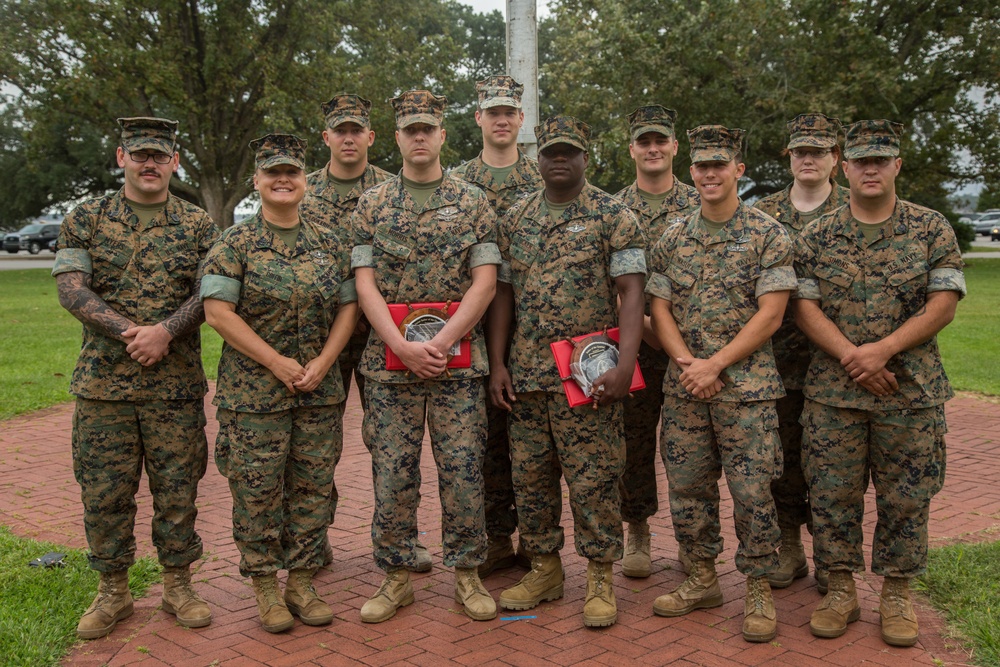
left=1, top=0, right=998, bottom=229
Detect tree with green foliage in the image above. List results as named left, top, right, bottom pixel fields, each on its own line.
left=0, top=0, right=491, bottom=227
left=543, top=0, right=1000, bottom=223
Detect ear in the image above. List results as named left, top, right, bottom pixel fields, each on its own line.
left=116, top=146, right=127, bottom=169
left=322, top=129, right=332, bottom=148
left=475, top=109, right=484, bottom=127
left=366, top=130, right=375, bottom=147
left=253, top=171, right=260, bottom=191
left=734, top=162, right=746, bottom=178
left=171, top=152, right=180, bottom=174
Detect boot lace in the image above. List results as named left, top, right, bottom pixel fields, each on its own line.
left=747, top=578, right=766, bottom=613
left=375, top=571, right=403, bottom=599
left=459, top=570, right=488, bottom=597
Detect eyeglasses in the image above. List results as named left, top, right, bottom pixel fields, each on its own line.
left=127, top=150, right=173, bottom=164
left=790, top=148, right=832, bottom=159
left=849, top=156, right=893, bottom=167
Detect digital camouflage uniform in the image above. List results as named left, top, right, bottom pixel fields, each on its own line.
left=794, top=193, right=964, bottom=577
left=301, top=93, right=393, bottom=411
left=452, top=148, right=542, bottom=543
left=352, top=115, right=500, bottom=572
left=201, top=135, right=357, bottom=578
left=646, top=124, right=796, bottom=576
left=498, top=154, right=647, bottom=561
left=53, top=185, right=217, bottom=573
left=754, top=112, right=850, bottom=535
left=616, top=177, right=699, bottom=525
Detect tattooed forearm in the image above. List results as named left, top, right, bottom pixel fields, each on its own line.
left=160, top=293, right=206, bottom=339
left=55, top=271, right=135, bottom=341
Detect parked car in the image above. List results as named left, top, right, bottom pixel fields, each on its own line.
left=973, top=211, right=1000, bottom=237
left=3, top=222, right=62, bottom=254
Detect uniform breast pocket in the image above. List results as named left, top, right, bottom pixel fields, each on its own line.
left=665, top=262, right=698, bottom=300
left=89, top=244, right=132, bottom=290
left=721, top=264, right=761, bottom=315
left=813, top=262, right=857, bottom=313
left=241, top=270, right=293, bottom=320
left=508, top=240, right=538, bottom=273
left=436, top=228, right=478, bottom=260
left=373, top=230, right=413, bottom=268
left=887, top=260, right=929, bottom=318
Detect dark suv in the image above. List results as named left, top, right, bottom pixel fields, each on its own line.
left=3, top=222, right=62, bottom=254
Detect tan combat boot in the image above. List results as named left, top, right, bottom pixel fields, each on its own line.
left=621, top=520, right=652, bottom=578
left=161, top=565, right=212, bottom=628
left=361, top=570, right=414, bottom=623
left=455, top=568, right=497, bottom=620
left=407, top=541, right=432, bottom=573
left=252, top=573, right=294, bottom=633
left=652, top=558, right=723, bottom=617
left=809, top=570, right=861, bottom=638
left=880, top=576, right=919, bottom=647
left=767, top=527, right=808, bottom=588
left=499, top=553, right=564, bottom=610
left=284, top=569, right=333, bottom=626
left=77, top=570, right=134, bottom=639
left=583, top=560, right=617, bottom=627
left=816, top=568, right=830, bottom=594
left=478, top=536, right=517, bottom=578
left=743, top=576, right=777, bottom=642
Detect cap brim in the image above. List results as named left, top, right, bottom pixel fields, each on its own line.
left=257, top=155, right=305, bottom=170
left=787, top=136, right=837, bottom=149
left=537, top=137, right=587, bottom=153
left=631, top=125, right=673, bottom=141
left=690, top=148, right=738, bottom=163
left=844, top=145, right=899, bottom=159
left=124, top=138, right=175, bottom=154
left=397, top=114, right=442, bottom=128
left=480, top=97, right=521, bottom=109
left=328, top=115, right=370, bottom=129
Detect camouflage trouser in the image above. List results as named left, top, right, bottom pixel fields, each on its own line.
left=338, top=330, right=369, bottom=412
left=771, top=389, right=810, bottom=530
left=72, top=398, right=207, bottom=573
left=801, top=400, right=947, bottom=578
left=509, top=391, right=625, bottom=562
left=660, top=395, right=781, bottom=577
left=483, top=403, right=517, bottom=539
left=215, top=404, right=343, bottom=578
left=364, top=378, right=488, bottom=571
left=620, top=359, right=666, bottom=524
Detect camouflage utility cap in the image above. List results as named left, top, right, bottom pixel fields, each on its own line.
left=688, top=125, right=745, bottom=163
left=628, top=105, right=677, bottom=141
left=250, top=133, right=307, bottom=170
left=844, top=119, right=903, bottom=159
left=477, top=74, right=524, bottom=109
left=118, top=117, right=178, bottom=154
left=390, top=90, right=447, bottom=128
left=535, top=115, right=590, bottom=152
left=786, top=113, right=842, bottom=149
left=322, top=93, right=372, bottom=129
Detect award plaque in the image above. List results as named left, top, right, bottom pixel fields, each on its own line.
left=386, top=301, right=472, bottom=371
left=550, top=327, right=645, bottom=407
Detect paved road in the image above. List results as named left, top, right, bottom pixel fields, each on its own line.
left=0, top=253, right=56, bottom=271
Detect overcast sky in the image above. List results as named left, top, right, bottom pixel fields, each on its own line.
left=462, top=0, right=551, bottom=17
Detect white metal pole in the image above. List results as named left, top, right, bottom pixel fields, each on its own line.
left=506, top=0, right=539, bottom=158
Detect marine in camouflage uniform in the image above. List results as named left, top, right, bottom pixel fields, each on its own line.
left=202, top=133, right=358, bottom=632
left=646, top=125, right=795, bottom=643
left=793, top=120, right=965, bottom=646
left=352, top=90, right=499, bottom=623
left=298, top=93, right=399, bottom=569
left=488, top=115, right=647, bottom=627
left=301, top=93, right=392, bottom=411
left=53, top=117, right=218, bottom=638
left=615, top=105, right=700, bottom=578
left=451, top=75, right=543, bottom=575
left=753, top=113, right=849, bottom=590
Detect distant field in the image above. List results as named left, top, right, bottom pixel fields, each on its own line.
left=0, top=261, right=997, bottom=420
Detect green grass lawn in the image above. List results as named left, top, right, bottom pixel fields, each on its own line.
left=0, top=268, right=223, bottom=420
left=917, top=540, right=1000, bottom=667
left=0, top=527, right=160, bottom=667
left=938, top=259, right=1000, bottom=395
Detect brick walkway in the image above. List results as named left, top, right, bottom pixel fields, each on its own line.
left=1, top=390, right=997, bottom=666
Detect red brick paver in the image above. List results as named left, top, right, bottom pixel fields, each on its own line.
left=2, top=390, right=995, bottom=666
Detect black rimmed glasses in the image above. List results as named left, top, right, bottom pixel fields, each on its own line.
left=790, top=148, right=832, bottom=159
left=127, top=150, right=174, bottom=164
